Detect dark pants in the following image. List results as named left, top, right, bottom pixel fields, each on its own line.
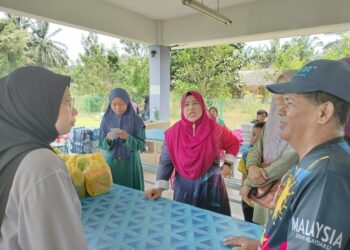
left=241, top=200, right=254, bottom=223
left=345, top=135, right=350, bottom=145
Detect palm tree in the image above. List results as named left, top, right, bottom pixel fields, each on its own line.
left=29, top=20, right=68, bottom=67
left=289, top=36, right=322, bottom=62
left=5, top=14, right=30, bottom=30
left=323, top=32, right=350, bottom=59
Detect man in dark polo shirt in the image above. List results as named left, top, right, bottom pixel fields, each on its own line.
left=225, top=59, right=350, bottom=250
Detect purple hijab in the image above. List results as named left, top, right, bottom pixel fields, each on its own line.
left=100, top=88, right=144, bottom=159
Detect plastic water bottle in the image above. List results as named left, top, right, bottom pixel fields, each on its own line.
left=153, top=106, right=159, bottom=120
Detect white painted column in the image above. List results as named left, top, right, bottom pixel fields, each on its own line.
left=148, top=45, right=170, bottom=121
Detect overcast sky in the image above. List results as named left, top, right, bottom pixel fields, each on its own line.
left=49, top=23, right=123, bottom=62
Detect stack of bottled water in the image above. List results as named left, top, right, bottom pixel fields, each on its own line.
left=69, top=127, right=93, bottom=154
left=240, top=123, right=254, bottom=147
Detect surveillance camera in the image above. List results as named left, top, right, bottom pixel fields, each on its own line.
left=151, top=50, right=157, bottom=57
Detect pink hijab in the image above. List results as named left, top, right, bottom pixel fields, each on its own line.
left=165, top=91, right=224, bottom=179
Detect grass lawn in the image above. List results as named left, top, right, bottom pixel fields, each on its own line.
left=76, top=96, right=270, bottom=130
left=75, top=112, right=102, bottom=128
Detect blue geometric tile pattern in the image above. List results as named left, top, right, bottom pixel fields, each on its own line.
left=81, top=185, right=263, bottom=250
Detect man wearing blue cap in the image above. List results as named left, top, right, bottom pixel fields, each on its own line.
left=224, top=59, right=350, bottom=249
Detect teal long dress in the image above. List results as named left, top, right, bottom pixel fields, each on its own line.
left=100, top=129, right=145, bottom=191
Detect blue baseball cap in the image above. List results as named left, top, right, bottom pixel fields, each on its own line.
left=267, top=59, right=350, bottom=103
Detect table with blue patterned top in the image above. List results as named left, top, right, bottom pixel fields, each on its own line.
left=145, top=129, right=165, bottom=142
left=81, top=184, right=263, bottom=250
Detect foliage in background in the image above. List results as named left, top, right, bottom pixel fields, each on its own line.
left=75, top=95, right=108, bottom=113
left=244, top=36, right=324, bottom=71
left=70, top=33, right=118, bottom=97
left=171, top=44, right=245, bottom=99
left=70, top=36, right=149, bottom=107
left=117, top=55, right=149, bottom=102
left=0, top=14, right=70, bottom=76
left=120, top=39, right=148, bottom=59
left=323, top=32, right=350, bottom=59
left=29, top=20, right=69, bottom=67
left=77, top=95, right=270, bottom=129
left=0, top=17, right=31, bottom=77
left=1, top=13, right=350, bottom=120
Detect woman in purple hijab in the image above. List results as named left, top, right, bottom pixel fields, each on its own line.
left=100, top=88, right=145, bottom=190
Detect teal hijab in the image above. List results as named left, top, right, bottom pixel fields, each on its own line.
left=0, top=66, right=70, bottom=233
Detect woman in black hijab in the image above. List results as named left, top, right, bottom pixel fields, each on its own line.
left=0, top=66, right=87, bottom=249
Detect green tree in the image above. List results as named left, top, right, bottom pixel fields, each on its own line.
left=72, top=33, right=111, bottom=96
left=120, top=39, right=148, bottom=59
left=0, top=17, right=31, bottom=77
left=171, top=44, right=245, bottom=98
left=71, top=33, right=122, bottom=100
left=29, top=20, right=68, bottom=67
left=114, top=40, right=149, bottom=101
left=273, top=36, right=321, bottom=70
left=116, top=55, right=149, bottom=101
left=243, top=46, right=268, bottom=69
left=244, top=39, right=282, bottom=69
left=5, top=14, right=30, bottom=30
left=323, top=32, right=350, bottom=60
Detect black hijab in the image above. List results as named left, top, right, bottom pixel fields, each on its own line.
left=0, top=66, right=70, bottom=232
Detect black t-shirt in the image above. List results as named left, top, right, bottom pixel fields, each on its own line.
left=261, top=138, right=350, bottom=250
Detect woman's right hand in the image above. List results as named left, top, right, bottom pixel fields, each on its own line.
left=107, top=130, right=118, bottom=141
left=248, top=165, right=268, bottom=186
left=144, top=188, right=163, bottom=200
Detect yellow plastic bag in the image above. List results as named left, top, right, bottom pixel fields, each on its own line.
left=66, top=155, right=86, bottom=198
left=57, top=152, right=112, bottom=197
left=67, top=162, right=86, bottom=198
left=76, top=155, right=91, bottom=172
left=82, top=153, right=112, bottom=196
left=52, top=146, right=62, bottom=154
left=57, top=154, right=86, bottom=198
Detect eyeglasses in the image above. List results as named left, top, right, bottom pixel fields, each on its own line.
left=64, top=96, right=75, bottom=111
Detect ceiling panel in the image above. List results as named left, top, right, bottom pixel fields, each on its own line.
left=103, top=0, right=261, bottom=20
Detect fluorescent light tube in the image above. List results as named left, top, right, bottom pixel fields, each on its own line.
left=182, top=0, right=232, bottom=25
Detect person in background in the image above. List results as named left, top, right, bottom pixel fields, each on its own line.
left=144, top=91, right=240, bottom=216
left=209, top=106, right=226, bottom=166
left=209, top=106, right=225, bottom=125
left=99, top=88, right=145, bottom=191
left=0, top=66, right=86, bottom=250
left=142, top=95, right=150, bottom=120
left=237, top=121, right=265, bottom=223
left=241, top=70, right=299, bottom=226
left=130, top=97, right=140, bottom=115
left=251, top=109, right=268, bottom=124
left=225, top=59, right=350, bottom=250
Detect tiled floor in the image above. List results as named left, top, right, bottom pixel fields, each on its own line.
left=143, top=168, right=244, bottom=220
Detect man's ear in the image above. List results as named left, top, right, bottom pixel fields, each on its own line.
left=318, top=102, right=335, bottom=124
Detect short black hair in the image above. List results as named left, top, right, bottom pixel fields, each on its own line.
left=256, top=109, right=268, bottom=117
left=302, top=91, right=350, bottom=127
left=254, top=121, right=266, bottom=129
left=209, top=107, right=218, bottom=113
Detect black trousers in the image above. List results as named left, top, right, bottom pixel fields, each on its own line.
left=241, top=200, right=254, bottom=223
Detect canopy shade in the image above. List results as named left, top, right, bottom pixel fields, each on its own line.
left=1, top=0, right=350, bottom=48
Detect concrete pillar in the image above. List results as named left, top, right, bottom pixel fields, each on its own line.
left=148, top=45, right=170, bottom=121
